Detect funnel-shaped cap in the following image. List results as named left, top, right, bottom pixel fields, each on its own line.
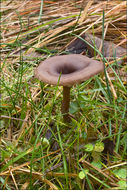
left=35, top=54, right=104, bottom=87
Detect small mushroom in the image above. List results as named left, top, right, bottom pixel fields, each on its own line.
left=35, top=54, right=104, bottom=122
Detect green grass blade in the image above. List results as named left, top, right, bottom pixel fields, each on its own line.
left=57, top=122, right=69, bottom=190
left=38, top=0, right=43, bottom=24
left=115, top=103, right=127, bottom=153
left=102, top=9, right=112, bottom=103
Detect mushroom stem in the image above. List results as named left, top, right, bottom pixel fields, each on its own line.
left=62, top=86, right=71, bottom=122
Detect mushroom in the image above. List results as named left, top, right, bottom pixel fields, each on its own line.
left=35, top=54, right=104, bottom=122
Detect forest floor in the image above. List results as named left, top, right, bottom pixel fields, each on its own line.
left=0, top=0, right=127, bottom=189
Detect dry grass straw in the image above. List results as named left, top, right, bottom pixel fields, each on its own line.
left=1, top=0, right=126, bottom=52
left=1, top=0, right=126, bottom=84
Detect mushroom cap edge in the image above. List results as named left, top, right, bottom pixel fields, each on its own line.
left=35, top=54, right=104, bottom=87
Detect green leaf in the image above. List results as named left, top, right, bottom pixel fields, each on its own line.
left=94, top=141, right=104, bottom=152
left=70, top=101, right=79, bottom=114
left=117, top=180, right=127, bottom=189
left=41, top=137, right=49, bottom=146
left=79, top=169, right=89, bottom=179
left=113, top=168, right=127, bottom=179
left=0, top=177, right=11, bottom=190
left=91, top=161, right=102, bottom=169
left=84, top=144, right=94, bottom=152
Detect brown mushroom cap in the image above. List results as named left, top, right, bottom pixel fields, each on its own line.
left=35, top=54, right=104, bottom=87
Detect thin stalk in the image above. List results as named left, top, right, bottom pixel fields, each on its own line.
left=102, top=9, right=112, bottom=103
left=62, top=86, right=71, bottom=122
left=38, top=0, right=43, bottom=24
